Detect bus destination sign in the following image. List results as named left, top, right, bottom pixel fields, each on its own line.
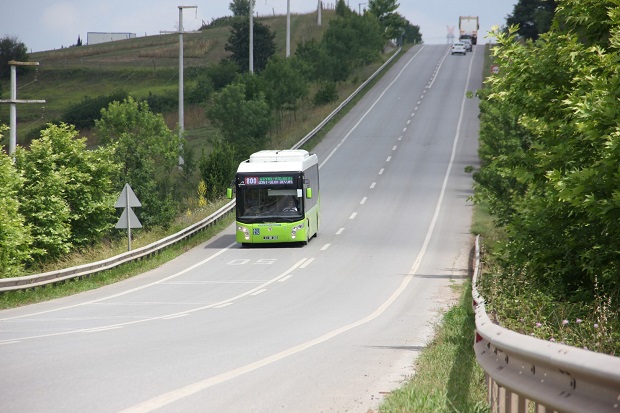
left=244, top=176, right=294, bottom=185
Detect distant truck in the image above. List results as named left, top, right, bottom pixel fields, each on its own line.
left=459, top=16, right=479, bottom=45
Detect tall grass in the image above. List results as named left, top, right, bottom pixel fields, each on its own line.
left=379, top=283, right=489, bottom=413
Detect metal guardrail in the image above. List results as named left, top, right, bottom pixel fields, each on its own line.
left=472, top=235, right=620, bottom=413
left=0, top=200, right=235, bottom=293
left=0, top=48, right=403, bottom=293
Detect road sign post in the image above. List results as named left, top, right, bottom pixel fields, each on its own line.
left=115, top=183, right=142, bottom=251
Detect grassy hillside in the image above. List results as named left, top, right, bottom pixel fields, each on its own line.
left=0, top=11, right=336, bottom=144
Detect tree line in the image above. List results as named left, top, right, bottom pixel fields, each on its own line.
left=0, top=0, right=420, bottom=277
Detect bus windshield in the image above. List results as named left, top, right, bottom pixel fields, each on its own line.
left=238, top=187, right=303, bottom=221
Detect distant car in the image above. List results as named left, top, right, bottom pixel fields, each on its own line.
left=461, top=39, right=473, bottom=52
left=451, top=42, right=466, bottom=55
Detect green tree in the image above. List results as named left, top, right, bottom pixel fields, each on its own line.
left=0, top=35, right=28, bottom=79
left=403, top=19, right=422, bottom=44
left=229, top=0, right=255, bottom=17
left=207, top=59, right=240, bottom=91
left=260, top=55, right=308, bottom=116
left=323, top=12, right=383, bottom=75
left=95, top=97, right=184, bottom=228
left=475, top=0, right=620, bottom=297
left=368, top=0, right=406, bottom=41
left=62, top=89, right=128, bottom=129
left=295, top=38, right=341, bottom=82
left=0, top=126, right=32, bottom=276
left=554, top=0, right=611, bottom=46
left=506, top=0, right=558, bottom=41
left=15, top=123, right=118, bottom=262
left=44, top=124, right=118, bottom=246
left=207, top=82, right=271, bottom=160
left=335, top=0, right=352, bottom=17
left=199, top=138, right=238, bottom=200
left=235, top=70, right=267, bottom=101
left=225, top=17, right=276, bottom=73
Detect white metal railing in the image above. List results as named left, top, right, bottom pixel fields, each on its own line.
left=0, top=48, right=402, bottom=293
left=472, top=235, right=620, bottom=413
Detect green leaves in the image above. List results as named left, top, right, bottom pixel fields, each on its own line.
left=95, top=97, right=183, bottom=228
left=0, top=132, right=32, bottom=276
left=476, top=2, right=620, bottom=297
left=12, top=123, right=119, bottom=264
left=225, top=18, right=276, bottom=73
left=207, top=82, right=271, bottom=161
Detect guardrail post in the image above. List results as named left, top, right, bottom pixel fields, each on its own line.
left=510, top=392, right=526, bottom=413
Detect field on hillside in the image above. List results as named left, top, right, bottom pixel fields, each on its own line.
left=0, top=11, right=336, bottom=145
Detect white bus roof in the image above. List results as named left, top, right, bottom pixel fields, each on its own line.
left=237, top=150, right=318, bottom=173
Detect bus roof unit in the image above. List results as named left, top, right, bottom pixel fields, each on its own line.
left=238, top=150, right=317, bottom=173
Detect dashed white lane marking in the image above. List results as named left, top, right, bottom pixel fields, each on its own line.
left=84, top=326, right=123, bottom=333
left=370, top=182, right=376, bottom=189
left=392, top=145, right=397, bottom=150
left=279, top=274, right=293, bottom=282
left=336, top=228, right=345, bottom=235
left=320, top=244, right=331, bottom=251
left=300, top=258, right=314, bottom=269
left=349, top=212, right=357, bottom=220
left=360, top=197, right=367, bottom=205
left=162, top=314, right=190, bottom=320
left=379, top=168, right=384, bottom=175
left=319, top=46, right=426, bottom=169
left=386, top=156, right=392, bottom=162
left=214, top=303, right=233, bottom=309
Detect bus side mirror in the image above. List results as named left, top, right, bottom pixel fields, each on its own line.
left=306, top=187, right=312, bottom=199
left=227, top=188, right=233, bottom=199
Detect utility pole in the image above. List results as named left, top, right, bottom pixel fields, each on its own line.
left=317, top=0, right=322, bottom=26
left=286, top=0, right=291, bottom=57
left=249, top=0, right=254, bottom=73
left=162, top=5, right=199, bottom=166
left=0, top=61, right=46, bottom=156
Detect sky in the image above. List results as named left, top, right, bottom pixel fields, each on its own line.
left=0, top=1, right=517, bottom=53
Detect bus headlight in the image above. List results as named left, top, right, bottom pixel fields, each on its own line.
left=291, top=223, right=304, bottom=239
left=238, top=225, right=250, bottom=240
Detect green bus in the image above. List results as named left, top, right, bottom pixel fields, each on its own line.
left=228, top=150, right=319, bottom=245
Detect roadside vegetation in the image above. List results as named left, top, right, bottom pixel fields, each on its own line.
left=379, top=283, right=488, bottom=413
left=473, top=0, right=620, bottom=356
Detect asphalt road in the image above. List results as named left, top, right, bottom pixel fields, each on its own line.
left=0, top=44, right=483, bottom=413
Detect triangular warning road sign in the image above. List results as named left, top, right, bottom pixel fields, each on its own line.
left=115, top=183, right=142, bottom=208
left=115, top=207, right=142, bottom=229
